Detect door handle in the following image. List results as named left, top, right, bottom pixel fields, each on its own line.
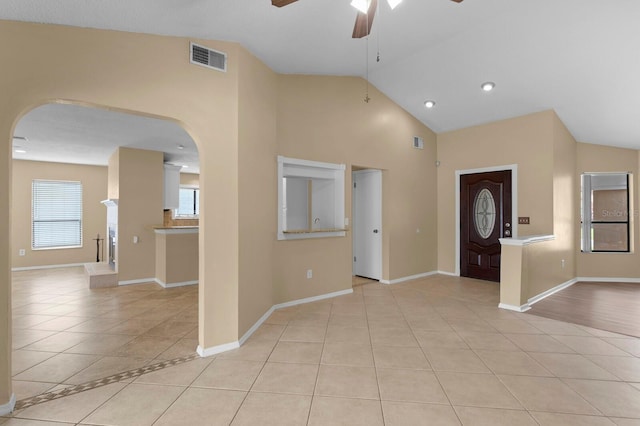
left=373, top=229, right=379, bottom=233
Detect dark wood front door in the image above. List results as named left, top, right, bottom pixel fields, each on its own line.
left=460, top=170, right=512, bottom=282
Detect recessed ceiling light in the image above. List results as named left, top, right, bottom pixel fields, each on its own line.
left=181, top=165, right=189, bottom=169
left=481, top=82, right=496, bottom=92
left=14, top=149, right=27, bottom=154
left=177, top=144, right=184, bottom=150
left=424, top=100, right=436, bottom=109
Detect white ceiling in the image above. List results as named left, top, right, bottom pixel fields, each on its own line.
left=4, top=0, right=640, bottom=170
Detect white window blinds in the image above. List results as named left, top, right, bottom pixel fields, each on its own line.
left=32, top=180, right=83, bottom=249
left=176, top=187, right=199, bottom=216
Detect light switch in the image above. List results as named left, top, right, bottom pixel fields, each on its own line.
left=133, top=236, right=139, bottom=244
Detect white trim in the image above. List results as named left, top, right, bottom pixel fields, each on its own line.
left=498, top=302, right=531, bottom=312
left=278, top=155, right=346, bottom=171
left=118, top=277, right=156, bottom=286
left=527, top=278, right=578, bottom=306
left=436, top=270, right=459, bottom=277
left=11, top=262, right=85, bottom=271
left=499, top=234, right=555, bottom=247
left=576, top=276, right=640, bottom=283
left=0, top=393, right=15, bottom=416
left=455, top=164, right=518, bottom=276
left=197, top=341, right=240, bottom=358
left=153, top=227, right=198, bottom=235
left=273, top=288, right=353, bottom=310
left=154, top=278, right=198, bottom=288
left=380, top=271, right=438, bottom=285
left=197, top=287, right=353, bottom=358
left=239, top=306, right=276, bottom=346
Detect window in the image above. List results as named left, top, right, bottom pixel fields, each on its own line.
left=277, top=156, right=346, bottom=240
left=581, top=173, right=630, bottom=252
left=32, top=180, right=83, bottom=249
left=176, top=187, right=199, bottom=217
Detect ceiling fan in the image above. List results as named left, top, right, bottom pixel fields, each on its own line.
left=272, top=0, right=464, bottom=39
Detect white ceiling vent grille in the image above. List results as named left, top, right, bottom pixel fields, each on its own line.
left=413, top=136, right=424, bottom=149
left=190, top=42, right=227, bottom=72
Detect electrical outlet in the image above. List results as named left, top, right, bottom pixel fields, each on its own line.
left=306, top=269, right=313, bottom=279
left=19, top=249, right=25, bottom=256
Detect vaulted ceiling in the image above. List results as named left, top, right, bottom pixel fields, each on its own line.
left=3, top=0, right=639, bottom=169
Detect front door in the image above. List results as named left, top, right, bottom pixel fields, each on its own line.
left=460, top=170, right=512, bottom=282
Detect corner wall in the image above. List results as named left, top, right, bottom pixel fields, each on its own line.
left=274, top=75, right=438, bottom=302
left=437, top=111, right=556, bottom=274
left=11, top=160, right=107, bottom=269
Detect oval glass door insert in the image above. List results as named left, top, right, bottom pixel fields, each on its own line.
left=473, top=188, right=496, bottom=239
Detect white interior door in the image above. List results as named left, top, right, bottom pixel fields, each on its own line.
left=353, top=169, right=382, bottom=280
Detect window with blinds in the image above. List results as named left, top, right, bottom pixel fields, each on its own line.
left=176, top=187, right=199, bottom=217
left=32, top=180, right=83, bottom=249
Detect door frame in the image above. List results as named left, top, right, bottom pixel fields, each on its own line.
left=352, top=169, right=383, bottom=281
left=455, top=164, right=518, bottom=277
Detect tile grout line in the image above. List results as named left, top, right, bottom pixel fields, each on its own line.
left=13, top=352, right=200, bottom=411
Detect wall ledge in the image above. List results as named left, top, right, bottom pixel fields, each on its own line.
left=499, top=235, right=555, bottom=246
left=0, top=393, right=15, bottom=416
left=380, top=271, right=438, bottom=285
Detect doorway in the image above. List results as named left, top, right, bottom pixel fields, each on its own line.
left=460, top=170, right=512, bottom=282
left=352, top=169, right=382, bottom=281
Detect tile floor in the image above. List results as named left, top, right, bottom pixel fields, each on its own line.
left=2, top=267, right=640, bottom=425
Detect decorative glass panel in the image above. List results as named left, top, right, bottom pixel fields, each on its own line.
left=473, top=188, right=496, bottom=239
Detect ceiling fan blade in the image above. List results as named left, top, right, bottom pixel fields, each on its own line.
left=352, top=0, right=378, bottom=38
left=271, top=0, right=298, bottom=7
left=450, top=0, right=464, bottom=3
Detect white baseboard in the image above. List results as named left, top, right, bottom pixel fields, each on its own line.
left=527, top=278, right=578, bottom=306
left=118, top=277, right=156, bottom=286
left=197, top=341, right=240, bottom=358
left=436, top=270, right=459, bottom=277
left=197, top=287, right=353, bottom=358
left=498, top=302, right=531, bottom=312
left=154, top=278, right=198, bottom=289
left=380, top=271, right=438, bottom=285
left=576, top=276, right=640, bottom=283
left=273, top=288, right=353, bottom=310
left=0, top=393, right=15, bottom=416
left=12, top=262, right=85, bottom=272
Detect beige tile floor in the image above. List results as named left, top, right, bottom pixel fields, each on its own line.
left=2, top=267, right=640, bottom=425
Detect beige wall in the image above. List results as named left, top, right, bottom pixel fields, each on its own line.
left=180, top=173, right=199, bottom=187
left=155, top=231, right=198, bottom=285
left=112, top=147, right=164, bottom=282
left=0, top=20, right=244, bottom=403
left=237, top=47, right=277, bottom=334
left=576, top=143, right=639, bottom=278
left=11, top=160, right=107, bottom=269
left=274, top=75, right=438, bottom=302
left=437, top=110, right=556, bottom=274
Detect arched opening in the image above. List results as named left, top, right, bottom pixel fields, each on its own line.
left=10, top=101, right=202, bottom=400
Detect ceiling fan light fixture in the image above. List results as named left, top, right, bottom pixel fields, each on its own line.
left=424, top=100, right=436, bottom=109
left=481, top=81, right=496, bottom=92
left=387, top=0, right=402, bottom=9
left=351, top=0, right=371, bottom=14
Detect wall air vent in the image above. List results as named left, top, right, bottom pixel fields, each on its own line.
left=190, top=42, right=227, bottom=72
left=413, top=136, right=424, bottom=149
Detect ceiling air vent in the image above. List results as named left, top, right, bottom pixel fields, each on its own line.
left=413, top=136, right=424, bottom=149
left=190, top=42, right=227, bottom=72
